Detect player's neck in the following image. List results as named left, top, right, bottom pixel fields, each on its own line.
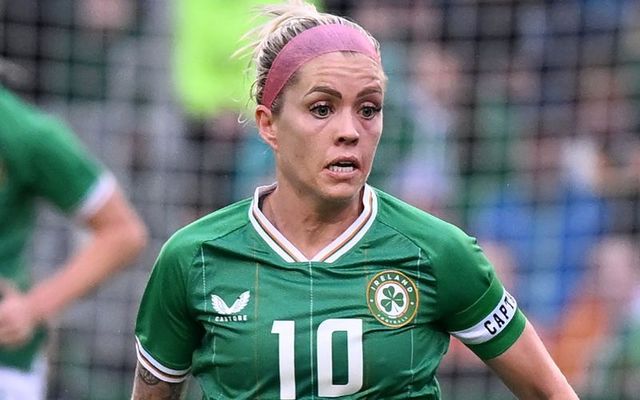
left=261, top=187, right=363, bottom=259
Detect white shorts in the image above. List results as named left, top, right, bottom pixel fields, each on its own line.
left=0, top=357, right=47, bottom=400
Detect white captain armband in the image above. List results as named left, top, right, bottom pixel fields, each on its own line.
left=450, top=289, right=518, bottom=345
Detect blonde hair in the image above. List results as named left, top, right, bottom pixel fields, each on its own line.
left=237, top=0, right=381, bottom=113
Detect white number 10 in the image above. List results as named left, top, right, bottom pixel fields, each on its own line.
left=271, top=318, right=363, bottom=399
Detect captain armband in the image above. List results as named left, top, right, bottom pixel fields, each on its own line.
left=450, top=289, right=518, bottom=345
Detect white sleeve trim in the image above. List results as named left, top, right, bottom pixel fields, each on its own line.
left=450, top=289, right=519, bottom=345
left=73, top=172, right=117, bottom=220
left=135, top=337, right=191, bottom=383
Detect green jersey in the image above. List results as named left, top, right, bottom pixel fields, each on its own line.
left=135, top=184, right=526, bottom=399
left=0, top=86, right=112, bottom=370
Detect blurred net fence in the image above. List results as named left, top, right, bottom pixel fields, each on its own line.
left=2, top=0, right=640, bottom=399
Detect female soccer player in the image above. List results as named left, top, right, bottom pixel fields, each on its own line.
left=131, top=1, right=578, bottom=398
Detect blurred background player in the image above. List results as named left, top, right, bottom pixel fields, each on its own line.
left=0, top=81, right=147, bottom=399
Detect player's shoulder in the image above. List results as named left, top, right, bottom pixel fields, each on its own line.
left=373, top=187, right=466, bottom=243
left=372, top=187, right=479, bottom=268
left=162, top=197, right=252, bottom=256
left=0, top=86, right=75, bottom=152
left=0, top=85, right=31, bottom=116
left=0, top=86, right=54, bottom=132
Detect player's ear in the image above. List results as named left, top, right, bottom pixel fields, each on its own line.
left=256, top=105, right=278, bottom=150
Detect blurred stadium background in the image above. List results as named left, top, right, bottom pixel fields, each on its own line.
left=2, top=0, right=640, bottom=399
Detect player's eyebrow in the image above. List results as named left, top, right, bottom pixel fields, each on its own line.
left=304, top=85, right=383, bottom=99
left=305, top=85, right=342, bottom=98
left=355, top=86, right=383, bottom=99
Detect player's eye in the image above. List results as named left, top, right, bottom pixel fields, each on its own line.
left=359, top=104, right=381, bottom=120
left=310, top=103, right=332, bottom=118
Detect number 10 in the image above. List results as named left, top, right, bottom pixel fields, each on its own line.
left=271, top=319, right=363, bottom=399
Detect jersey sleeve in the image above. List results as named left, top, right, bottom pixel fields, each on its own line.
left=433, top=226, right=526, bottom=359
left=21, top=113, right=111, bottom=216
left=134, top=235, right=204, bottom=383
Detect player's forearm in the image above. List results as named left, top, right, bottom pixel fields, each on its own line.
left=131, top=362, right=188, bottom=400
left=503, top=374, right=579, bottom=400
left=486, top=322, right=579, bottom=399
left=26, top=189, right=148, bottom=322
left=27, top=225, right=145, bottom=321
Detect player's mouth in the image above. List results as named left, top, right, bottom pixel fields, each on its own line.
left=326, top=157, right=360, bottom=173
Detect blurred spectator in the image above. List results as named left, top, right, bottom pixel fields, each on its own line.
left=552, top=237, right=640, bottom=395
left=596, top=140, right=640, bottom=234
left=469, top=132, right=612, bottom=335
left=573, top=66, right=640, bottom=236
left=383, top=43, right=462, bottom=217
left=471, top=57, right=542, bottom=188
left=546, top=25, right=640, bottom=389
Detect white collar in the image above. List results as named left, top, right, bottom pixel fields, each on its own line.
left=248, top=183, right=378, bottom=263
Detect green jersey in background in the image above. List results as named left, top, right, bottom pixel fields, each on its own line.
left=0, top=85, right=112, bottom=371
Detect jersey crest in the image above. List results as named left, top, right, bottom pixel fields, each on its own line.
left=366, top=270, right=419, bottom=328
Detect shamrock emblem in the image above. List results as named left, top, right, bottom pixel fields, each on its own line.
left=367, top=271, right=418, bottom=328
left=381, top=285, right=404, bottom=313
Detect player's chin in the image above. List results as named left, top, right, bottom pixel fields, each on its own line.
left=321, top=178, right=366, bottom=202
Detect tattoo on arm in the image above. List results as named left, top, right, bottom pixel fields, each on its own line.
left=138, top=366, right=161, bottom=385
left=132, top=361, right=188, bottom=400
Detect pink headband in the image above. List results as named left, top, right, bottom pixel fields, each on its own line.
left=261, top=23, right=380, bottom=109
